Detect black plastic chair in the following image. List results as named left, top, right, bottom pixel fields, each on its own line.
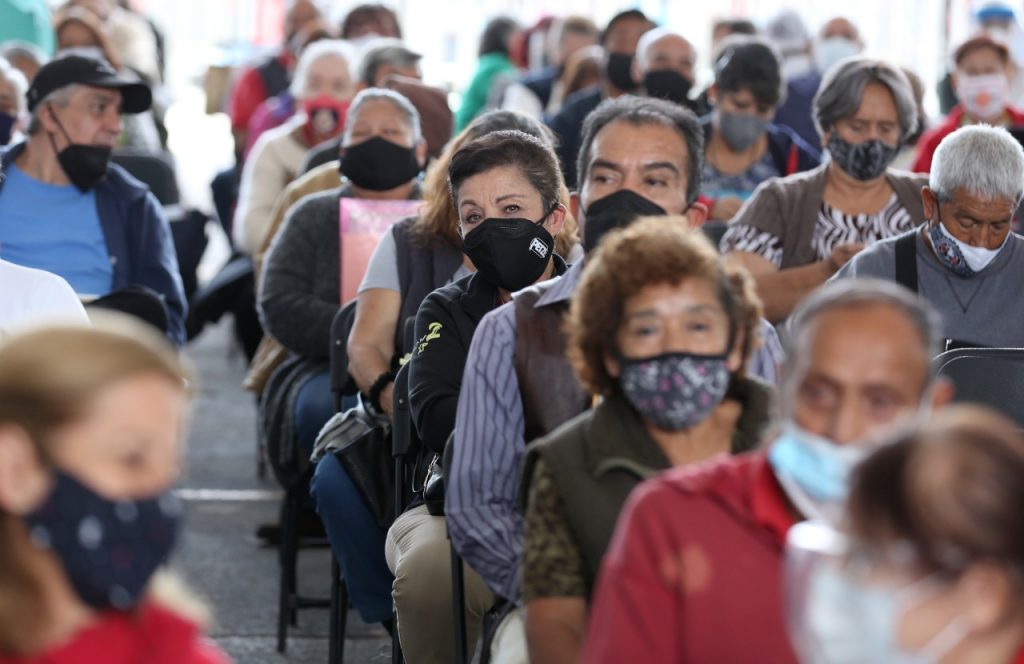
left=700, top=220, right=729, bottom=252
left=112, top=148, right=180, bottom=206
left=934, top=347, right=1024, bottom=428
left=442, top=437, right=470, bottom=664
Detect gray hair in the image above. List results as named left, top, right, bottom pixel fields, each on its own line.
left=635, top=27, right=691, bottom=71
left=0, top=57, right=28, bottom=116
left=813, top=57, right=919, bottom=141
left=289, top=39, right=356, bottom=99
left=930, top=125, right=1024, bottom=204
left=342, top=87, right=422, bottom=145
left=784, top=279, right=944, bottom=396
left=26, top=84, right=79, bottom=136
left=357, top=39, right=421, bottom=86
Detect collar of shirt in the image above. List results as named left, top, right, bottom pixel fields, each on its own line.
left=533, top=258, right=584, bottom=308
left=750, top=452, right=799, bottom=546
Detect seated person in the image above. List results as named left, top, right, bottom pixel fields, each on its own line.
left=385, top=129, right=573, bottom=664
left=307, top=110, right=578, bottom=633
left=834, top=125, right=1024, bottom=348
left=0, top=258, right=89, bottom=334
left=630, top=27, right=698, bottom=111
left=722, top=57, right=925, bottom=322
left=0, top=319, right=228, bottom=663
left=913, top=35, right=1024, bottom=173
left=0, top=54, right=186, bottom=344
left=787, top=405, right=1024, bottom=663
left=520, top=217, right=774, bottom=664
left=582, top=279, right=953, bottom=663
left=699, top=36, right=820, bottom=222
left=234, top=39, right=357, bottom=255
left=0, top=56, right=27, bottom=146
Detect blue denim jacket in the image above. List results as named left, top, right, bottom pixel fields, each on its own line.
left=0, top=142, right=187, bottom=344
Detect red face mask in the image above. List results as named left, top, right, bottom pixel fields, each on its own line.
left=301, top=94, right=350, bottom=146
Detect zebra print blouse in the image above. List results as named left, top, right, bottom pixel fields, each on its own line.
left=721, top=193, right=915, bottom=268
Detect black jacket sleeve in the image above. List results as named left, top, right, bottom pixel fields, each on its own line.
left=408, top=289, right=468, bottom=456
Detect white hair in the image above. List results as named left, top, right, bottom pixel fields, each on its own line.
left=289, top=39, right=356, bottom=99
left=0, top=57, right=28, bottom=116
left=634, top=27, right=690, bottom=71
left=342, top=87, right=422, bottom=145
left=930, top=124, right=1024, bottom=203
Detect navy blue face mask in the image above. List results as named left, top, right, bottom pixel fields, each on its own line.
left=0, top=111, right=15, bottom=146
left=25, top=469, right=182, bottom=611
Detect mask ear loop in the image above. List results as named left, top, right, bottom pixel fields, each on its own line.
left=44, top=102, right=75, bottom=156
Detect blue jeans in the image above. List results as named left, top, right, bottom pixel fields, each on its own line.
left=310, top=443, right=394, bottom=624
left=293, top=370, right=333, bottom=457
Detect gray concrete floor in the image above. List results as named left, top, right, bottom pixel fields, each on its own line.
left=173, top=319, right=391, bottom=663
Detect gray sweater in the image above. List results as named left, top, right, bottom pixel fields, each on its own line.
left=833, top=227, right=1024, bottom=347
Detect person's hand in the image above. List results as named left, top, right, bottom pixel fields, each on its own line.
left=710, top=197, right=744, bottom=221
left=828, top=243, right=866, bottom=271
left=380, top=382, right=395, bottom=420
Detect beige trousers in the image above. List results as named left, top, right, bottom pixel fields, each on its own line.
left=385, top=505, right=495, bottom=664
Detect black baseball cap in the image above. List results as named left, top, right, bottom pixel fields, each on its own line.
left=26, top=54, right=152, bottom=114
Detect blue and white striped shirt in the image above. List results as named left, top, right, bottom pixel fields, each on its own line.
left=447, top=261, right=784, bottom=602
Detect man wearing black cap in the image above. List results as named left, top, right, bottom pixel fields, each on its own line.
left=0, top=53, right=186, bottom=344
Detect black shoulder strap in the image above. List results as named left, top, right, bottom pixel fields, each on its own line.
left=894, top=231, right=919, bottom=294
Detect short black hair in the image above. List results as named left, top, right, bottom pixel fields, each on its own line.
left=599, top=9, right=653, bottom=45
left=479, top=17, right=520, bottom=57
left=575, top=96, right=704, bottom=205
left=713, top=36, right=784, bottom=107
left=448, top=130, right=563, bottom=214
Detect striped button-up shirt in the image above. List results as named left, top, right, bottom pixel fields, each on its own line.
left=447, top=261, right=784, bottom=602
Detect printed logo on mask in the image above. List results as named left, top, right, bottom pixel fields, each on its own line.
left=528, top=237, right=550, bottom=258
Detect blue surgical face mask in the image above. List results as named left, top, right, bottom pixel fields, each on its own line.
left=800, top=564, right=971, bottom=664
left=25, top=469, right=182, bottom=611
left=767, top=422, right=870, bottom=522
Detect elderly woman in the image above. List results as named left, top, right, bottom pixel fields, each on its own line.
left=699, top=36, right=819, bottom=222
left=786, top=405, right=1024, bottom=663
left=312, top=110, right=579, bottom=633
left=519, top=217, right=774, bottom=664
left=721, top=57, right=926, bottom=321
left=234, top=39, right=357, bottom=255
left=384, top=129, right=573, bottom=664
left=0, top=57, right=27, bottom=145
left=0, top=319, right=228, bottom=663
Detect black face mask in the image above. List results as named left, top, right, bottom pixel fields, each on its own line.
left=463, top=209, right=555, bottom=292
left=643, top=69, right=693, bottom=105
left=47, top=105, right=112, bottom=192
left=0, top=111, right=15, bottom=146
left=339, top=136, right=421, bottom=191
left=606, top=52, right=638, bottom=91
left=582, top=189, right=667, bottom=253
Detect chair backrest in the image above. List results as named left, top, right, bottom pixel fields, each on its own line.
left=700, top=220, right=728, bottom=252
left=112, top=149, right=180, bottom=206
left=934, top=348, right=1024, bottom=428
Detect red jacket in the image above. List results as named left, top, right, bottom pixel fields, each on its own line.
left=582, top=451, right=799, bottom=664
left=912, top=104, right=1024, bottom=173
left=0, top=603, right=230, bottom=664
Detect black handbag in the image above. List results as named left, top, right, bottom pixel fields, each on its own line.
left=332, top=423, right=395, bottom=529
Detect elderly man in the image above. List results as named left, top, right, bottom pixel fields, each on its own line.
left=583, top=279, right=953, bottom=662
left=0, top=56, right=27, bottom=145
left=631, top=27, right=698, bottom=108
left=548, top=9, right=655, bottom=188
left=834, top=125, right=1024, bottom=348
left=0, top=54, right=186, bottom=344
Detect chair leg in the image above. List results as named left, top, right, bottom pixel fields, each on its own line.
left=329, top=558, right=348, bottom=663
left=277, top=489, right=298, bottom=653
left=451, top=542, right=469, bottom=664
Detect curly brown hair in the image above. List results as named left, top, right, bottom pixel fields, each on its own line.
left=567, top=216, right=763, bottom=396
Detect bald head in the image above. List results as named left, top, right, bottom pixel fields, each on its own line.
left=820, top=17, right=862, bottom=45
left=633, top=28, right=696, bottom=82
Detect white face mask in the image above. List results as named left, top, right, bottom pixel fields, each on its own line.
left=814, top=37, right=861, bottom=75
left=956, top=73, right=1009, bottom=121
left=929, top=220, right=1008, bottom=276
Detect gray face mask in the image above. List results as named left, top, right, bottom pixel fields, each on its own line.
left=718, top=110, right=768, bottom=152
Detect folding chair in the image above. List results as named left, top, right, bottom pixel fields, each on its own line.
left=934, top=347, right=1024, bottom=428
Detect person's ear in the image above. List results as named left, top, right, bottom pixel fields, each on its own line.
left=685, top=200, right=708, bottom=228
left=929, top=377, right=955, bottom=410
left=545, top=203, right=567, bottom=237
left=727, top=330, right=746, bottom=373
left=415, top=139, right=427, bottom=168
left=958, top=561, right=1020, bottom=634
left=604, top=351, right=620, bottom=381
left=0, top=426, right=50, bottom=516
left=921, top=186, right=939, bottom=223
left=569, top=191, right=581, bottom=221
left=708, top=83, right=719, bottom=107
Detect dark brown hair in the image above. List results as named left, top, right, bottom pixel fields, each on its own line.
left=847, top=405, right=1024, bottom=576
left=567, top=216, right=762, bottom=396
left=447, top=129, right=563, bottom=220
left=954, top=34, right=1010, bottom=67
left=340, top=4, right=401, bottom=39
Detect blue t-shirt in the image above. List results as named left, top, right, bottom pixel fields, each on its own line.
left=0, top=163, right=112, bottom=296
